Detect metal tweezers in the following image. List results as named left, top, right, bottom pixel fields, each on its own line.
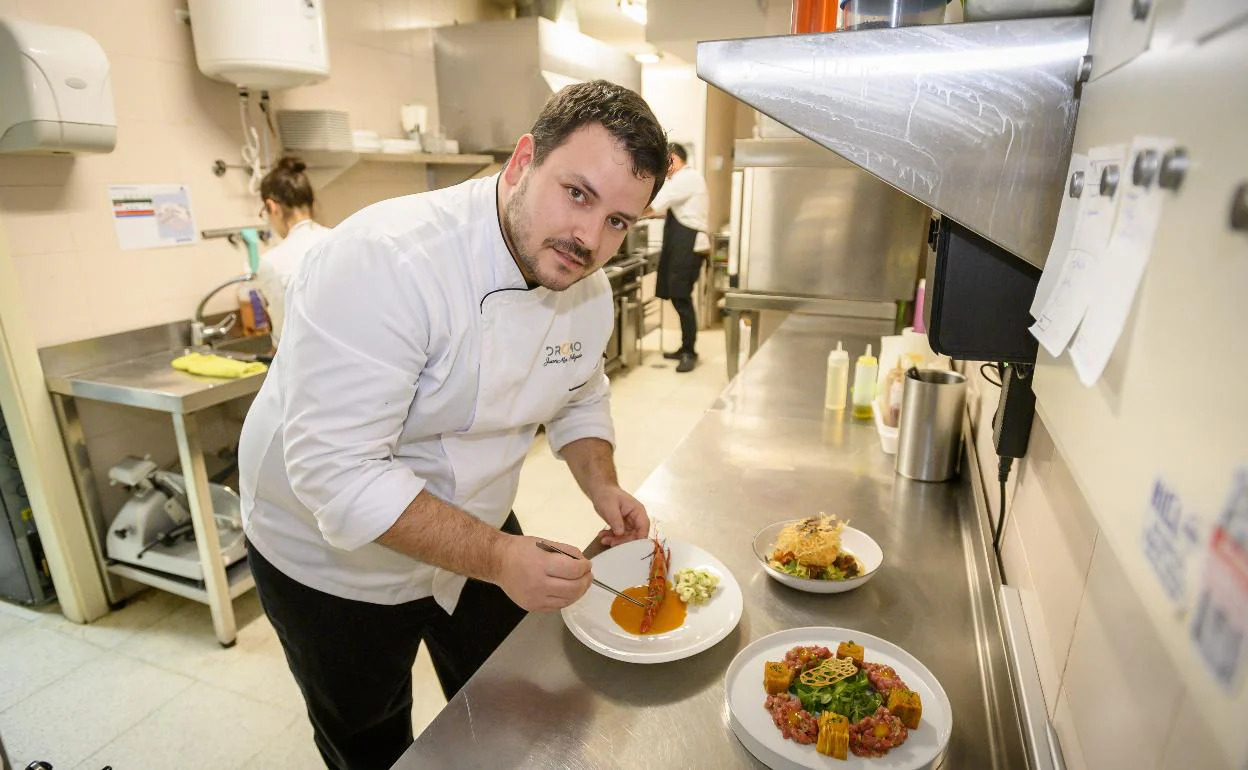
left=535, top=540, right=646, bottom=607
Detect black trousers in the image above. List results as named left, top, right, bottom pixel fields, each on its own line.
left=670, top=295, right=697, bottom=354
left=249, top=514, right=527, bottom=770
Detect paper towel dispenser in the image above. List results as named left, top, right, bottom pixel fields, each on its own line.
left=0, top=18, right=117, bottom=155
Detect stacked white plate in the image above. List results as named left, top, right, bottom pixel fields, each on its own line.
left=277, top=110, right=353, bottom=152
left=351, top=130, right=382, bottom=153
left=380, top=137, right=422, bottom=154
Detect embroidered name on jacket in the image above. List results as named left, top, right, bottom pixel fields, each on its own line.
left=544, top=341, right=584, bottom=366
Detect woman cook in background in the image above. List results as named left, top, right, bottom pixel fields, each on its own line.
left=254, top=155, right=330, bottom=344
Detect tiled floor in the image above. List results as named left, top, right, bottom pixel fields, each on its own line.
left=0, top=325, right=734, bottom=769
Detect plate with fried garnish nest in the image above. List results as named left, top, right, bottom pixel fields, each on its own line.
left=752, top=516, right=883, bottom=594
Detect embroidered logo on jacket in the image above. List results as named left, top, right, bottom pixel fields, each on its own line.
left=544, top=341, right=584, bottom=367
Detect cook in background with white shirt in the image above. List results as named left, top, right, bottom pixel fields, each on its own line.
left=253, top=155, right=330, bottom=346
left=237, top=81, right=670, bottom=770
left=642, top=142, right=709, bottom=373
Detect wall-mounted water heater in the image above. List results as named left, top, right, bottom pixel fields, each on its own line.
left=187, top=0, right=330, bottom=90
left=0, top=18, right=117, bottom=155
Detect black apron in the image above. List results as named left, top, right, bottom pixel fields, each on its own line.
left=655, top=209, right=700, bottom=300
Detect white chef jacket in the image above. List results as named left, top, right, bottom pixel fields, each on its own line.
left=649, top=165, right=710, bottom=252
left=254, top=219, right=330, bottom=344
left=237, top=175, right=616, bottom=608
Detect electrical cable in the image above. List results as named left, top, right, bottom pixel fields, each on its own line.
left=258, top=90, right=274, bottom=171
left=980, top=362, right=1003, bottom=388
left=238, top=89, right=264, bottom=196
left=993, top=456, right=1014, bottom=554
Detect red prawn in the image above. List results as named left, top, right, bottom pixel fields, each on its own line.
left=638, top=537, right=671, bottom=633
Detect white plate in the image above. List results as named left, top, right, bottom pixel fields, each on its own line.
left=725, top=627, right=953, bottom=770
left=560, top=538, right=743, bottom=664
left=752, top=522, right=884, bottom=594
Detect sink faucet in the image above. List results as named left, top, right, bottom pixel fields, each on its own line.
left=191, top=273, right=256, bottom=347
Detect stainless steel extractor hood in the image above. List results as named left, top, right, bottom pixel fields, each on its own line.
left=697, top=18, right=1091, bottom=268
left=435, top=18, right=641, bottom=155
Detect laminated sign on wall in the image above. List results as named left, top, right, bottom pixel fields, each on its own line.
left=1192, top=467, right=1248, bottom=694
left=109, top=184, right=198, bottom=251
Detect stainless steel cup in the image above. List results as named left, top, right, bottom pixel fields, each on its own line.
left=895, top=369, right=967, bottom=482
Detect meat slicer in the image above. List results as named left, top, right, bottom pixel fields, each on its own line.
left=105, top=456, right=246, bottom=582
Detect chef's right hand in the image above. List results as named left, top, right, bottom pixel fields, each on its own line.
left=495, top=536, right=592, bottom=612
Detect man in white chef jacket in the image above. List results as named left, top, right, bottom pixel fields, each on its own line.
left=236, top=81, right=670, bottom=770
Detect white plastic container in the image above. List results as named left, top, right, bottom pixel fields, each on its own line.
left=188, top=0, right=329, bottom=90
left=874, top=402, right=900, bottom=455
left=824, top=341, right=849, bottom=410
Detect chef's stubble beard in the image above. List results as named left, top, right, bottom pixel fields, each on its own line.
left=503, top=174, right=590, bottom=291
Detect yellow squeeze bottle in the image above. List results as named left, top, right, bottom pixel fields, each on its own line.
left=851, top=344, right=878, bottom=420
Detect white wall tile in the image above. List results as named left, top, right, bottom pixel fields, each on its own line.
left=1159, top=690, right=1235, bottom=770
left=325, top=0, right=383, bottom=45
left=0, top=156, right=75, bottom=188
left=108, top=54, right=166, bottom=126
left=1000, top=496, right=1063, bottom=716
left=1062, top=541, right=1184, bottom=770
left=0, top=186, right=76, bottom=256
left=379, top=0, right=417, bottom=53
left=1012, top=445, right=1099, bottom=693
left=8, top=250, right=93, bottom=348
left=1051, top=687, right=1088, bottom=770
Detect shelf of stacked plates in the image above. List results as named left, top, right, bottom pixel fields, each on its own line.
left=277, top=110, right=495, bottom=190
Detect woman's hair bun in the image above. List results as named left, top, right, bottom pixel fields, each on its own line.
left=277, top=155, right=307, bottom=174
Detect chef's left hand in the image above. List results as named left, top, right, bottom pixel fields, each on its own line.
left=591, top=486, right=650, bottom=547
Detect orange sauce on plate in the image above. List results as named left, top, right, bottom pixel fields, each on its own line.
left=610, top=581, right=687, bottom=635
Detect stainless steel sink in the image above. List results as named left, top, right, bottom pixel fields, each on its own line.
left=40, top=321, right=271, bottom=414
left=209, top=334, right=273, bottom=359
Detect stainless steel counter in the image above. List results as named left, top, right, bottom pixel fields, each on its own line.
left=396, top=314, right=1024, bottom=768
left=45, top=347, right=266, bottom=414
left=40, top=321, right=268, bottom=646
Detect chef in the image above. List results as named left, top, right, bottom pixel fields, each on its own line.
left=644, top=142, right=709, bottom=373
left=253, top=155, right=330, bottom=344
left=236, top=81, right=670, bottom=770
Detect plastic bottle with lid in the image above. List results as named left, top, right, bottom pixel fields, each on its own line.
left=824, top=341, right=849, bottom=410
left=883, top=356, right=906, bottom=427
left=851, top=344, right=878, bottom=420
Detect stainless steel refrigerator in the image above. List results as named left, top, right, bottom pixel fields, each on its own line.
left=729, top=137, right=931, bottom=307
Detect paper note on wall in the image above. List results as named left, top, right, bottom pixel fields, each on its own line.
left=1029, top=145, right=1125, bottom=357
left=1031, top=153, right=1088, bottom=317
left=1069, top=137, right=1172, bottom=386
left=110, top=184, right=198, bottom=251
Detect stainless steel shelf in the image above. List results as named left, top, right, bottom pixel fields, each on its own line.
left=107, top=556, right=254, bottom=605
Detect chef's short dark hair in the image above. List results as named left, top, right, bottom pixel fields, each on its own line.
left=669, top=143, right=688, bottom=163
left=530, top=80, right=670, bottom=202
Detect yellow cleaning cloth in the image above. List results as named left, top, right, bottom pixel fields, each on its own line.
left=171, top=352, right=267, bottom=379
